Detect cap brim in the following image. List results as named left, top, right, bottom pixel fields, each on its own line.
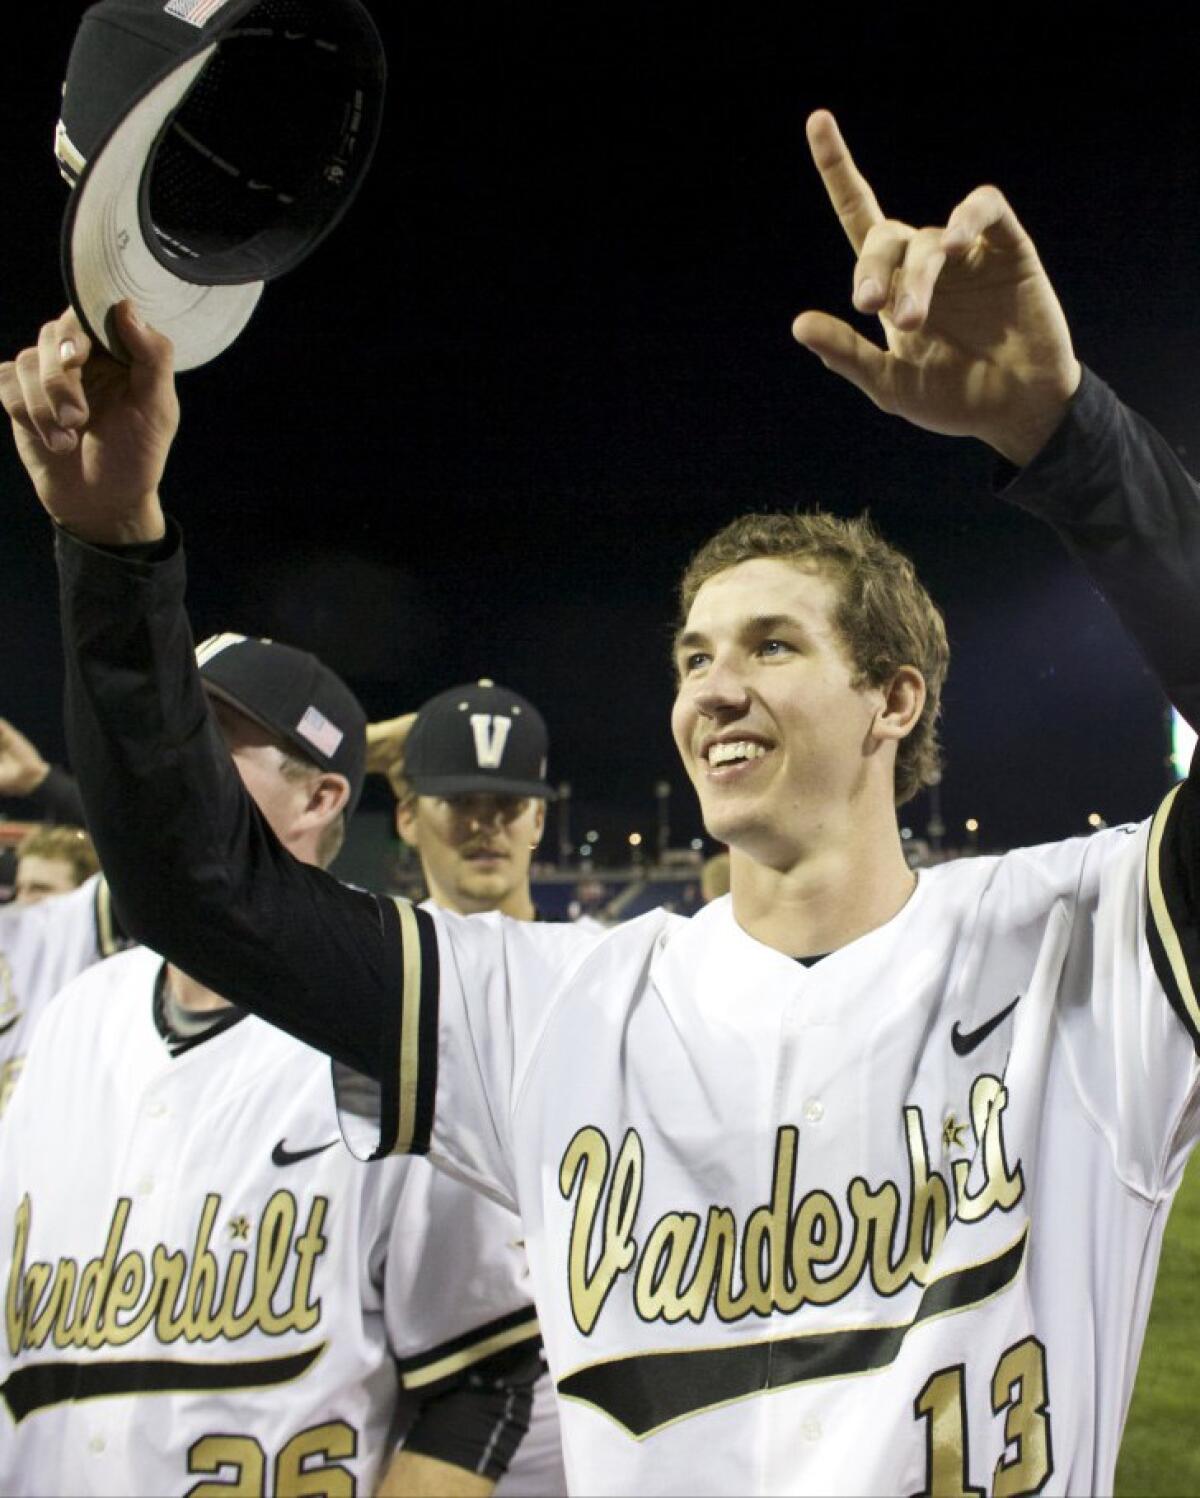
left=201, top=678, right=295, bottom=750
left=408, top=774, right=557, bottom=801
left=62, top=47, right=263, bottom=373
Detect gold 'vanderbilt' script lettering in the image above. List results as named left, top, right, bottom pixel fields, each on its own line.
left=6, top=1191, right=329, bottom=1357
left=560, top=1075, right=1024, bottom=1335
left=560, top=1128, right=641, bottom=1335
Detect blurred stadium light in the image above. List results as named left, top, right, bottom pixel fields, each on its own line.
left=1170, top=707, right=1198, bottom=782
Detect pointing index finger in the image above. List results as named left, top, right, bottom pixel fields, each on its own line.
left=806, top=109, right=885, bottom=255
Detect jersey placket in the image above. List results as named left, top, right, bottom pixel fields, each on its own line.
left=767, top=982, right=853, bottom=1490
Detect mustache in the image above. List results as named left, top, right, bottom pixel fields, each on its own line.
left=461, top=841, right=508, bottom=858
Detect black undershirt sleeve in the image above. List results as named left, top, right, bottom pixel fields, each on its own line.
left=398, top=1341, right=543, bottom=1481
left=1002, top=365, right=1200, bottom=940
left=1001, top=366, right=1200, bottom=733
left=56, top=521, right=398, bottom=1080
left=21, top=764, right=86, bottom=826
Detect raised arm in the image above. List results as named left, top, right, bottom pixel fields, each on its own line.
left=795, top=109, right=1200, bottom=732
left=0, top=305, right=403, bottom=1081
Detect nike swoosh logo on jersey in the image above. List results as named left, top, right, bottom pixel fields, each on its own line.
left=271, top=1139, right=339, bottom=1167
left=950, top=996, right=1021, bottom=1056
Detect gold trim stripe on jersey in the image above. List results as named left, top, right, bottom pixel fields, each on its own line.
left=391, top=898, right=426, bottom=1154
left=1146, top=782, right=1200, bottom=1048
left=401, top=1309, right=541, bottom=1391
left=93, top=877, right=120, bottom=958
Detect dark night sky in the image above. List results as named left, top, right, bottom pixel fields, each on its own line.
left=4, top=7, right=1200, bottom=856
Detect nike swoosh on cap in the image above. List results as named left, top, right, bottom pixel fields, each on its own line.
left=271, top=1139, right=339, bottom=1168
left=950, top=996, right=1022, bottom=1057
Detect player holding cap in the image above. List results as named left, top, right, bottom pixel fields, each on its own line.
left=0, top=633, right=555, bottom=1496
left=5, top=110, right=1200, bottom=1494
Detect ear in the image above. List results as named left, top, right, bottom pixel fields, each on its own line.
left=303, top=772, right=351, bottom=831
left=871, top=666, right=926, bottom=744
left=529, top=799, right=547, bottom=849
left=395, top=796, right=421, bottom=849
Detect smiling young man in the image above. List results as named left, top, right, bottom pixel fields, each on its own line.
left=672, top=512, right=946, bottom=956
left=5, top=110, right=1200, bottom=1495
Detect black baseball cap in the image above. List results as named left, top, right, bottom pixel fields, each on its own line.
left=405, top=680, right=556, bottom=801
left=196, top=632, right=367, bottom=815
left=56, top=0, right=386, bottom=370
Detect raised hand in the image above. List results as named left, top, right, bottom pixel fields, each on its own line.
left=0, top=719, right=50, bottom=797
left=793, top=110, right=1081, bottom=466
left=366, top=713, right=418, bottom=777
left=0, top=301, right=178, bottom=544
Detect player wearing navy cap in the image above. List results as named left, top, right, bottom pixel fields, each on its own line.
left=374, top=679, right=560, bottom=923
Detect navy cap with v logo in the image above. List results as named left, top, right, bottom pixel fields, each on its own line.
left=404, top=680, right=556, bottom=800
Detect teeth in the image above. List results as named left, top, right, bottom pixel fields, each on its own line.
left=708, top=740, right=768, bottom=766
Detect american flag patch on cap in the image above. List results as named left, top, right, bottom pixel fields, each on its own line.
left=296, top=706, right=344, bottom=759
left=165, top=0, right=235, bottom=27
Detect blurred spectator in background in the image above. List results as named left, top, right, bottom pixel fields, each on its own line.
left=13, top=823, right=99, bottom=904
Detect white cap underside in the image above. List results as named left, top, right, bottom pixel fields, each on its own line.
left=67, top=47, right=263, bottom=372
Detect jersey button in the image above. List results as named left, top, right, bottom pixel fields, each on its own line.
left=89, top=1435, right=106, bottom=1454
left=137, top=1176, right=155, bottom=1196
left=147, top=1101, right=167, bottom=1118
left=803, top=1098, right=825, bottom=1124
left=801, top=1418, right=822, bottom=1442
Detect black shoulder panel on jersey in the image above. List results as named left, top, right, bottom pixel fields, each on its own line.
left=378, top=898, right=440, bottom=1158
left=1146, top=775, right=1200, bottom=1053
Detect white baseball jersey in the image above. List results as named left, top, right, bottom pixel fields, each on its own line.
left=0, top=945, right=564, bottom=1496
left=0, top=873, right=121, bottom=1115
left=335, top=787, right=1200, bottom=1495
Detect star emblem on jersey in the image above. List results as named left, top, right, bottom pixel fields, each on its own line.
left=228, top=1215, right=251, bottom=1241
left=950, top=995, right=1022, bottom=1056
left=942, top=1114, right=967, bottom=1151
left=271, top=1138, right=339, bottom=1168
